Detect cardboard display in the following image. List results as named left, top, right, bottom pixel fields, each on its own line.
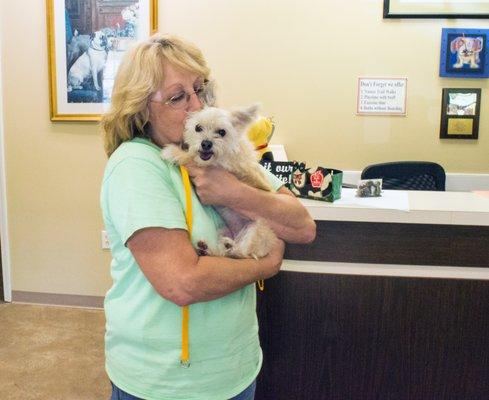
left=262, top=160, right=343, bottom=202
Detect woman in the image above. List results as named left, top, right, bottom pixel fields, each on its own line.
left=100, top=34, right=316, bottom=400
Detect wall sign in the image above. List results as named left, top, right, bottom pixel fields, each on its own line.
left=356, top=77, right=407, bottom=116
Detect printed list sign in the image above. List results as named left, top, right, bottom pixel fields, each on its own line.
left=356, top=78, right=407, bottom=115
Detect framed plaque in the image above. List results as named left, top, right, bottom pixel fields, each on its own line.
left=440, top=88, right=481, bottom=139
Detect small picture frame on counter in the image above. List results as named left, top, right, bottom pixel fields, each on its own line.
left=356, top=179, right=383, bottom=197
left=440, top=88, right=481, bottom=139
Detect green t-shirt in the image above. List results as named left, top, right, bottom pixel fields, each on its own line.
left=100, top=137, right=283, bottom=400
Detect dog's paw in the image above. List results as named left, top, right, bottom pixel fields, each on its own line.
left=196, top=240, right=209, bottom=256
left=218, top=237, right=237, bottom=257
left=221, top=237, right=235, bottom=250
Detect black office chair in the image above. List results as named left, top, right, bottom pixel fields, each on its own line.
left=360, top=161, right=446, bottom=191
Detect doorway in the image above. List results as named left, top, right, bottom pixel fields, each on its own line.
left=0, top=240, right=3, bottom=301
left=0, top=19, right=9, bottom=303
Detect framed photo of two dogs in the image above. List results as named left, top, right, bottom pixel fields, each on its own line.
left=46, top=0, right=158, bottom=121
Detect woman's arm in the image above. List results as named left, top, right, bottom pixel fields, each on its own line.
left=227, top=184, right=316, bottom=244
left=127, top=227, right=285, bottom=306
left=187, top=166, right=316, bottom=244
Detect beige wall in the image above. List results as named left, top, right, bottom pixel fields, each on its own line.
left=1, top=0, right=488, bottom=296
left=1, top=1, right=111, bottom=296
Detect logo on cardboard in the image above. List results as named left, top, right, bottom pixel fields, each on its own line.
left=310, top=170, right=324, bottom=188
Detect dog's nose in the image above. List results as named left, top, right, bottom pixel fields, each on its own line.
left=201, top=140, right=213, bottom=151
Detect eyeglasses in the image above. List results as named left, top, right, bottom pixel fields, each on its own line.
left=150, top=81, right=208, bottom=109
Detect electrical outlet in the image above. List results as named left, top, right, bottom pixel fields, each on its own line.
left=101, top=230, right=110, bottom=249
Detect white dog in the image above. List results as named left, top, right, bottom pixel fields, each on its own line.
left=450, top=36, right=483, bottom=69
left=67, top=30, right=111, bottom=92
left=161, top=104, right=277, bottom=259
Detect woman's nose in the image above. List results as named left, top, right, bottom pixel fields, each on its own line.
left=187, top=92, right=203, bottom=112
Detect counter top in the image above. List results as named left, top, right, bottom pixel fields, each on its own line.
left=301, top=189, right=489, bottom=226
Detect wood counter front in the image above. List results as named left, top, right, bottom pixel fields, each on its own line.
left=255, top=190, right=489, bottom=399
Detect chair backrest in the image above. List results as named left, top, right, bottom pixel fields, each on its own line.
left=360, top=161, right=446, bottom=191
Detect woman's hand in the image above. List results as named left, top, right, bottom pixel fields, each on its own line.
left=186, top=164, right=316, bottom=245
left=259, top=238, right=285, bottom=279
left=186, top=165, right=242, bottom=206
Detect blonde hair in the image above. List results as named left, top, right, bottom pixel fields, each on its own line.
left=101, top=34, right=211, bottom=157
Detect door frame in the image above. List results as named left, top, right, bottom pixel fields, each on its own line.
left=0, top=24, right=11, bottom=302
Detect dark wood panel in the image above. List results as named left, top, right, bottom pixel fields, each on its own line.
left=256, top=272, right=489, bottom=399
left=285, top=221, right=489, bottom=268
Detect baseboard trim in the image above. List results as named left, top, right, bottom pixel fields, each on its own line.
left=11, top=290, right=104, bottom=309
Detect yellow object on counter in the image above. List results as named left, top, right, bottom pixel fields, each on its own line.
left=247, top=116, right=275, bottom=161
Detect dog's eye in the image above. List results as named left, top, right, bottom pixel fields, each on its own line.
left=216, top=129, right=226, bottom=137
left=195, top=124, right=203, bottom=132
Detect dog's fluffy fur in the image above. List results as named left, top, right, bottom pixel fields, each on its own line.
left=161, top=105, right=277, bottom=259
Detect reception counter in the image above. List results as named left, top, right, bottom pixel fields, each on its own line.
left=256, top=190, right=489, bottom=399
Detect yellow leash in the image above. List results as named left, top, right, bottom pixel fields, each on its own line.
left=180, top=166, right=192, bottom=368
left=178, top=165, right=266, bottom=365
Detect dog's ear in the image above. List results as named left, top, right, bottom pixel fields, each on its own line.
left=231, top=103, right=260, bottom=130
left=450, top=37, right=463, bottom=53
left=474, top=37, right=484, bottom=52
left=202, top=80, right=217, bottom=107
left=90, top=32, right=95, bottom=40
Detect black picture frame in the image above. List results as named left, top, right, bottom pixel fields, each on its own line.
left=440, top=88, right=481, bottom=140
left=384, top=0, right=489, bottom=19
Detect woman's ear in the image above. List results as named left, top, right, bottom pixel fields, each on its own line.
left=231, top=103, right=260, bottom=129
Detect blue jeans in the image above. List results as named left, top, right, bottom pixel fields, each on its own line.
left=110, top=380, right=256, bottom=400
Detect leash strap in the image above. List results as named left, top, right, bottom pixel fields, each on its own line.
left=180, top=166, right=192, bottom=368
left=179, top=165, right=267, bottom=365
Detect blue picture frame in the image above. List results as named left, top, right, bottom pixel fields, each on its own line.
left=440, top=28, right=489, bottom=78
